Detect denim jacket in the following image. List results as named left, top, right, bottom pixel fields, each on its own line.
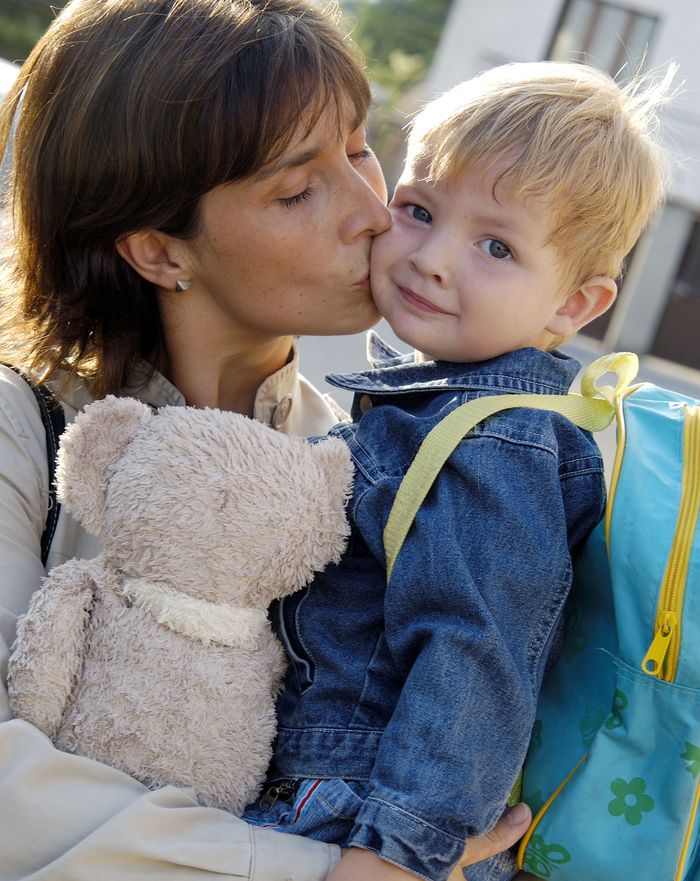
left=272, top=335, right=606, bottom=881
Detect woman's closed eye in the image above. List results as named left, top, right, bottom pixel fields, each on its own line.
left=280, top=188, right=314, bottom=208
left=348, top=146, right=373, bottom=165
left=477, top=237, right=512, bottom=260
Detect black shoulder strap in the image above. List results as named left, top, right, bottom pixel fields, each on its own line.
left=6, top=367, right=66, bottom=566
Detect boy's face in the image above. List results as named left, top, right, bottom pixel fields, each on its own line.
left=370, top=156, right=571, bottom=363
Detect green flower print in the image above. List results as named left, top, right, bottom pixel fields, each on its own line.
left=604, top=689, right=628, bottom=731
left=608, top=777, right=655, bottom=825
left=523, top=834, right=571, bottom=878
left=579, top=707, right=606, bottom=748
left=562, top=608, right=589, bottom=662
left=682, top=742, right=700, bottom=779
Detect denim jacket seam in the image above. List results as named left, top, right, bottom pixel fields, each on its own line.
left=525, top=556, right=574, bottom=689
left=362, top=796, right=466, bottom=843
left=331, top=423, right=384, bottom=485
left=350, top=631, right=389, bottom=728
left=292, top=591, right=317, bottom=692
left=278, top=724, right=385, bottom=735
left=466, top=428, right=559, bottom=459
left=560, top=462, right=605, bottom=479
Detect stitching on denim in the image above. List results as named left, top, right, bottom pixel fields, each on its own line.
left=350, top=630, right=388, bottom=728
left=561, top=464, right=605, bottom=478
left=526, top=557, right=573, bottom=690
left=316, top=782, right=366, bottom=819
left=363, top=796, right=465, bottom=842
left=467, top=429, right=559, bottom=458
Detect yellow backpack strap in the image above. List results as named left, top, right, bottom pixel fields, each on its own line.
left=383, top=353, right=638, bottom=581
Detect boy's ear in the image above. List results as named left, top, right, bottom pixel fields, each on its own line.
left=545, top=276, right=618, bottom=337
left=116, top=230, right=189, bottom=291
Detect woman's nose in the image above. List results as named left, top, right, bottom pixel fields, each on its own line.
left=343, top=166, right=392, bottom=240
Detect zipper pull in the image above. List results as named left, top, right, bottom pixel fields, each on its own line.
left=258, top=780, right=298, bottom=811
left=258, top=784, right=283, bottom=811
left=641, top=611, right=677, bottom=677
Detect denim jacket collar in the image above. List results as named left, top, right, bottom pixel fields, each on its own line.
left=325, top=330, right=581, bottom=398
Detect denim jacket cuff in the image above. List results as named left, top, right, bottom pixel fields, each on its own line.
left=348, top=796, right=465, bottom=881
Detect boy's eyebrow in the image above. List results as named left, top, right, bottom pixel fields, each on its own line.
left=469, top=212, right=525, bottom=237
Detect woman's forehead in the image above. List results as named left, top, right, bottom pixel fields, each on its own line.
left=255, top=99, right=364, bottom=181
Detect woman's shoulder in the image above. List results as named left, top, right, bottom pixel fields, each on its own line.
left=0, top=365, right=54, bottom=447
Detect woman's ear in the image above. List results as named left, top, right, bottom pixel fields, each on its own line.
left=116, top=230, right=189, bottom=291
left=546, top=276, right=618, bottom=337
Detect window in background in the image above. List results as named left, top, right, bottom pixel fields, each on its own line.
left=652, top=219, right=700, bottom=371
left=549, top=0, right=658, bottom=79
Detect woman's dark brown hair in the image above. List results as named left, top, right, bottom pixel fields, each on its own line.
left=0, top=0, right=371, bottom=396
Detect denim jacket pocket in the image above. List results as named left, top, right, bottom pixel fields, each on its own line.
left=273, top=589, right=316, bottom=693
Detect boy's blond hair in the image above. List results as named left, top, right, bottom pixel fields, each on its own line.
left=408, top=61, right=674, bottom=294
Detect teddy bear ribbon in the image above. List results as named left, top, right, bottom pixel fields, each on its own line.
left=120, top=578, right=269, bottom=649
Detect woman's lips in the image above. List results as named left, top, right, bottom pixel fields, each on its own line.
left=398, top=285, right=450, bottom=314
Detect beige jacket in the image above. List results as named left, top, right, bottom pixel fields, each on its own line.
left=0, top=348, right=345, bottom=881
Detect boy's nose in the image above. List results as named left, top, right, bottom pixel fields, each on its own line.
left=409, top=247, right=448, bottom=287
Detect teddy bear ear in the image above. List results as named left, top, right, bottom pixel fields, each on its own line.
left=55, top=395, right=153, bottom=534
left=305, top=436, right=355, bottom=567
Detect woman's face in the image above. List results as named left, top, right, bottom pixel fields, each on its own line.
left=181, top=105, right=390, bottom=340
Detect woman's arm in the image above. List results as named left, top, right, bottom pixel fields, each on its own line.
left=0, top=373, right=342, bottom=881
left=0, top=372, right=531, bottom=880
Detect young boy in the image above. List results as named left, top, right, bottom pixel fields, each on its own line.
left=245, top=62, right=670, bottom=881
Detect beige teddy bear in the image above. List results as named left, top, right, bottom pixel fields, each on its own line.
left=8, top=396, right=353, bottom=815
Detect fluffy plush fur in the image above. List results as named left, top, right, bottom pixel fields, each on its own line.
left=8, top=397, right=353, bottom=814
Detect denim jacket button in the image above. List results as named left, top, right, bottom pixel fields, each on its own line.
left=359, top=394, right=373, bottom=414
left=272, top=395, right=293, bottom=428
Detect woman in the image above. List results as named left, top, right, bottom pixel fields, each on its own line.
left=0, top=1, right=531, bottom=878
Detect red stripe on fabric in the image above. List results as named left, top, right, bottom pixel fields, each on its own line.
left=294, top=779, right=323, bottom=822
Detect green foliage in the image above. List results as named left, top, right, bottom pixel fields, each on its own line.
left=0, top=0, right=54, bottom=63
left=346, top=0, right=453, bottom=100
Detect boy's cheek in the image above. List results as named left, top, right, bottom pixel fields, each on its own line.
left=369, top=226, right=396, bottom=275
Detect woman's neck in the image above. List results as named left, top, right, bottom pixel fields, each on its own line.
left=157, top=293, right=294, bottom=415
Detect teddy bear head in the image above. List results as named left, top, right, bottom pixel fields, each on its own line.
left=56, top=397, right=353, bottom=607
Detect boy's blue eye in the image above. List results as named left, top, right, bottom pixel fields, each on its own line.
left=408, top=204, right=432, bottom=224
left=479, top=238, right=512, bottom=259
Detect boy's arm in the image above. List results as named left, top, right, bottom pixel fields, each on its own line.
left=327, top=802, right=533, bottom=881
left=347, top=431, right=603, bottom=881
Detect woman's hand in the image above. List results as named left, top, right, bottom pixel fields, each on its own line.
left=326, top=802, right=532, bottom=881
left=449, top=802, right=532, bottom=880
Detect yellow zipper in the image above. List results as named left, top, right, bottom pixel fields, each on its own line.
left=641, top=405, right=700, bottom=682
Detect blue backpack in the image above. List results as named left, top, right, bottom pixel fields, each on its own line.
left=383, top=353, right=700, bottom=881
left=517, top=356, right=700, bottom=880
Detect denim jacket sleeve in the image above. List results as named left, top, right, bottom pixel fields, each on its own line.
left=345, top=413, right=605, bottom=881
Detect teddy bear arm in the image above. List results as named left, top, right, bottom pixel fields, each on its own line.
left=7, top=561, right=97, bottom=740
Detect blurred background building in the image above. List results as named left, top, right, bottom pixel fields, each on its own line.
left=0, top=0, right=698, bottom=414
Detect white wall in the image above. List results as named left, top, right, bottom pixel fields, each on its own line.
left=427, top=0, right=700, bottom=210
left=0, top=58, right=18, bottom=99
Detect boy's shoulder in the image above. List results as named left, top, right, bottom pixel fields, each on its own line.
left=326, top=334, right=581, bottom=403
left=327, top=339, right=602, bottom=481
